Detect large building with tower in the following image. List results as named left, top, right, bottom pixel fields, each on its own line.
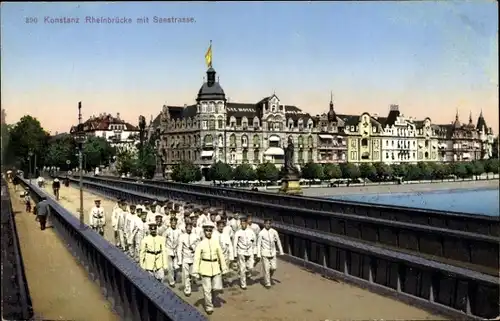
left=150, top=66, right=495, bottom=174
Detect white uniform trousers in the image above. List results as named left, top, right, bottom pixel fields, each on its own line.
left=261, top=256, right=277, bottom=287
left=113, top=230, right=120, bottom=247
left=237, top=254, right=254, bottom=288
left=181, top=262, right=194, bottom=295
left=147, top=269, right=165, bottom=282
left=166, top=255, right=177, bottom=285
left=118, top=230, right=127, bottom=251
left=201, top=274, right=222, bottom=313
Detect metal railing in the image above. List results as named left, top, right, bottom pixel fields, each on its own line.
left=98, top=175, right=499, bottom=236
left=1, top=179, right=34, bottom=321
left=17, top=176, right=207, bottom=321
left=63, top=176, right=500, bottom=320
left=74, top=176, right=500, bottom=273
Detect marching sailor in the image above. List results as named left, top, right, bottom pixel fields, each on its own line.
left=192, top=221, right=228, bottom=315
left=146, top=202, right=158, bottom=224
left=233, top=216, right=257, bottom=290
left=228, top=212, right=241, bottom=234
left=116, top=201, right=127, bottom=251
left=133, top=210, right=149, bottom=262
left=156, top=214, right=168, bottom=236
left=177, top=221, right=201, bottom=297
left=257, top=217, right=284, bottom=289
left=124, top=205, right=138, bottom=257
left=111, top=198, right=124, bottom=247
left=246, top=215, right=261, bottom=238
left=140, top=223, right=168, bottom=282
left=89, top=199, right=106, bottom=236
left=163, top=217, right=182, bottom=287
left=215, top=220, right=234, bottom=283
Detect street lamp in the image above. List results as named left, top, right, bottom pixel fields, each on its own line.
left=75, top=101, right=87, bottom=227
left=28, top=151, right=33, bottom=184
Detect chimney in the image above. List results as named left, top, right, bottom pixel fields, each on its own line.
left=116, top=112, right=120, bottom=120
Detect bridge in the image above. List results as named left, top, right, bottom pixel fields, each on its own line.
left=3, top=173, right=498, bottom=321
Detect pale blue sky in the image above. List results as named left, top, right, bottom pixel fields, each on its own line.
left=1, top=1, right=498, bottom=133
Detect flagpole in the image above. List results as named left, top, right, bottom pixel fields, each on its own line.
left=209, top=40, right=212, bottom=68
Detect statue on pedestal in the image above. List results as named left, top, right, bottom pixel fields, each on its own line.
left=280, top=137, right=302, bottom=195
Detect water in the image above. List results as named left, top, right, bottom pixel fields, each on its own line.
left=329, top=188, right=500, bottom=216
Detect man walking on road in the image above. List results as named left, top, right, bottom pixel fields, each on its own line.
left=257, top=217, right=284, bottom=289
left=35, top=196, right=51, bottom=230
left=192, top=221, right=228, bottom=315
left=140, top=223, right=168, bottom=282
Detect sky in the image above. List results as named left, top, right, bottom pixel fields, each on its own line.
left=1, top=1, right=498, bottom=134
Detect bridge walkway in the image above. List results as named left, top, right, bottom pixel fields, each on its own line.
left=41, top=180, right=445, bottom=321
left=8, top=184, right=119, bottom=321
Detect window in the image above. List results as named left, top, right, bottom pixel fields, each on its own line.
left=217, top=119, right=223, bottom=129
left=253, top=150, right=259, bottom=163
left=253, top=135, right=260, bottom=147
left=209, top=119, right=215, bottom=130
left=350, top=151, right=357, bottom=160
left=218, top=135, right=223, bottom=146
left=242, top=150, right=248, bottom=161
left=241, top=135, right=248, bottom=147
left=271, top=104, right=276, bottom=112
left=203, top=135, right=213, bottom=146
left=230, top=134, right=236, bottom=146
left=298, top=150, right=304, bottom=162
left=202, top=105, right=207, bottom=113
left=202, top=121, right=208, bottom=130
left=307, top=135, right=313, bottom=147
left=308, top=150, right=313, bottom=162
left=361, top=138, right=368, bottom=147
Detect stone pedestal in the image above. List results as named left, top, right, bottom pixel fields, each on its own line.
left=279, top=175, right=303, bottom=195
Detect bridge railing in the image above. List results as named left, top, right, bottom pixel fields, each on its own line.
left=66, top=176, right=499, bottom=320
left=72, top=175, right=500, bottom=273
left=96, top=175, right=499, bottom=236
left=17, top=176, right=207, bottom=321
left=1, top=179, right=34, bottom=321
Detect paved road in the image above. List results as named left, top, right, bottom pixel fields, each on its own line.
left=41, top=181, right=445, bottom=320
left=9, top=184, right=119, bottom=321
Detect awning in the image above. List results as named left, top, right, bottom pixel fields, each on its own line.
left=201, top=151, right=214, bottom=157
left=319, top=134, right=334, bottom=140
left=268, top=136, right=280, bottom=142
left=264, top=147, right=284, bottom=156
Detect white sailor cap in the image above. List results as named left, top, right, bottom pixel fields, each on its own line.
left=202, top=221, right=216, bottom=229
left=189, top=213, right=196, bottom=218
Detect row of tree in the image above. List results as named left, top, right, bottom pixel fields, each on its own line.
left=1, top=115, right=116, bottom=175
left=168, top=159, right=499, bottom=183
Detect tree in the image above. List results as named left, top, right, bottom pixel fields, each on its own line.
left=391, top=164, right=407, bottom=179
left=171, top=161, right=202, bottom=183
left=8, top=116, right=50, bottom=174
left=340, top=163, right=360, bottom=180
left=301, top=162, right=324, bottom=180
left=115, top=150, right=136, bottom=175
left=256, top=162, right=280, bottom=182
left=405, top=164, right=422, bottom=180
left=470, top=160, right=484, bottom=179
left=45, top=134, right=78, bottom=170
left=464, top=162, right=477, bottom=179
left=450, top=162, right=468, bottom=179
left=208, top=161, right=233, bottom=181
left=373, top=162, right=392, bottom=181
left=429, top=162, right=446, bottom=180
left=323, top=163, right=342, bottom=180
left=83, top=136, right=115, bottom=171
left=484, top=159, right=499, bottom=174
left=233, top=164, right=256, bottom=181
left=135, top=144, right=156, bottom=179
left=417, top=162, right=433, bottom=180
left=359, top=163, right=376, bottom=181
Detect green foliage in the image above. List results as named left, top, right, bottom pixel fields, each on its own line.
left=322, top=163, right=342, bottom=180
left=135, top=145, right=157, bottom=179
left=232, top=163, right=256, bottom=181
left=359, top=163, right=376, bottom=180
left=6, top=116, right=49, bottom=173
left=301, top=162, right=324, bottom=180
left=492, top=136, right=498, bottom=159
left=208, top=161, right=233, bottom=181
left=256, top=162, right=280, bottom=182
left=373, top=162, right=392, bottom=180
left=428, top=162, right=446, bottom=179
left=484, top=159, right=499, bottom=174
left=405, top=164, right=422, bottom=180
left=83, top=136, right=115, bottom=170
left=115, top=150, right=136, bottom=175
left=391, top=164, right=407, bottom=178
left=45, top=134, right=78, bottom=170
left=340, top=163, right=360, bottom=180
left=171, top=161, right=202, bottom=183
left=449, top=162, right=468, bottom=179
left=417, top=162, right=433, bottom=179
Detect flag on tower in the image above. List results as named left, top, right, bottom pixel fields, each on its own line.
left=205, top=40, right=212, bottom=68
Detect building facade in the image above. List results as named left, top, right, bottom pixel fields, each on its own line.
left=153, top=67, right=495, bottom=172
left=70, top=113, right=140, bottom=150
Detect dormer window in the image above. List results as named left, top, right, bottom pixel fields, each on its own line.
left=271, top=104, right=276, bottom=112
left=350, top=125, right=355, bottom=132
left=280, top=105, right=284, bottom=111
left=373, top=127, right=377, bottom=133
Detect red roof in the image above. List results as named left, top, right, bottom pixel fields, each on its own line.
left=70, top=114, right=139, bottom=133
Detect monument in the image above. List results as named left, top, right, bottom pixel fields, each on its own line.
left=279, top=137, right=303, bottom=195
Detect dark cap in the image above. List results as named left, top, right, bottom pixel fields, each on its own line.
left=263, top=217, right=272, bottom=222
left=130, top=204, right=137, bottom=208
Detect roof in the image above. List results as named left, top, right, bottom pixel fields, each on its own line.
left=197, top=68, right=226, bottom=101
left=70, top=113, right=139, bottom=133
left=476, top=112, right=487, bottom=131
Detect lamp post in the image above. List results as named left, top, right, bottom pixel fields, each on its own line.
left=75, top=102, right=87, bottom=227
left=28, top=151, right=34, bottom=184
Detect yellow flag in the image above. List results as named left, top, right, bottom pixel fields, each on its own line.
left=205, top=42, right=212, bottom=68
